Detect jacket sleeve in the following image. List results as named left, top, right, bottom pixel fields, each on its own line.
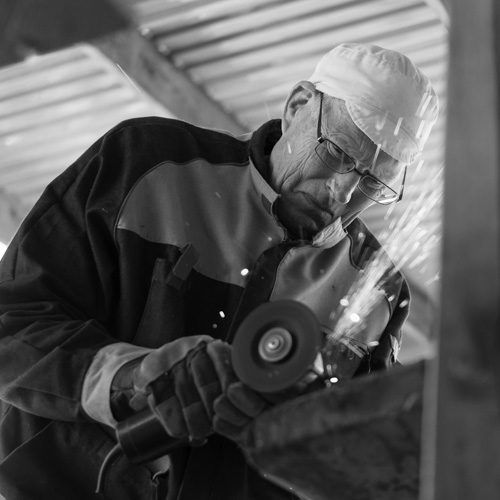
left=0, top=123, right=145, bottom=423
left=368, top=275, right=410, bottom=372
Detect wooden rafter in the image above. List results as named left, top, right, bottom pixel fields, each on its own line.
left=93, top=29, right=248, bottom=135
left=0, top=0, right=130, bottom=68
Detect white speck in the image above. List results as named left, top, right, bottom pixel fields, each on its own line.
left=411, top=160, right=425, bottom=181
left=416, top=92, right=433, bottom=118
left=212, top=324, right=218, bottom=329
left=368, top=341, right=380, bottom=347
left=371, top=144, right=381, bottom=168
left=329, top=377, right=339, bottom=383
left=215, top=192, right=221, bottom=199
left=340, top=298, right=349, bottom=307
left=415, top=119, right=426, bottom=140
left=287, top=142, right=292, bottom=154
left=219, top=311, right=225, bottom=318
left=399, top=299, right=409, bottom=308
left=240, top=268, right=249, bottom=276
left=424, top=274, right=440, bottom=286
left=375, top=111, right=389, bottom=131
left=350, top=313, right=361, bottom=323
left=394, top=117, right=403, bottom=136
left=115, top=63, right=142, bottom=94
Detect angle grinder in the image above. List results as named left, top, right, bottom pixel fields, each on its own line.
left=231, top=300, right=325, bottom=399
left=110, top=301, right=326, bottom=469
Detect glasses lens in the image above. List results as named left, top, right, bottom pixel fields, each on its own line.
left=315, top=140, right=355, bottom=173
left=359, top=176, right=399, bottom=204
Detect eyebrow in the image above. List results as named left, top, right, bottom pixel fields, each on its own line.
left=333, top=135, right=401, bottom=182
left=328, top=134, right=377, bottom=172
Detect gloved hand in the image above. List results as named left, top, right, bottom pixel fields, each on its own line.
left=111, top=336, right=268, bottom=444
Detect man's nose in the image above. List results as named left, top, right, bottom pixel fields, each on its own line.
left=327, top=172, right=359, bottom=204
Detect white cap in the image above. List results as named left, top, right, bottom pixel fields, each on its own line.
left=308, top=43, right=439, bottom=164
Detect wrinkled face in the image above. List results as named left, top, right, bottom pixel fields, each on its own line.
left=269, top=83, right=404, bottom=239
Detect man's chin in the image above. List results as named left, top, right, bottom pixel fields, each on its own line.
left=276, top=201, right=333, bottom=239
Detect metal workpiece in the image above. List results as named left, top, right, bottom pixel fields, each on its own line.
left=240, top=361, right=425, bottom=500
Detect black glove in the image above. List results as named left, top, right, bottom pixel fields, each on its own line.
left=111, top=336, right=268, bottom=443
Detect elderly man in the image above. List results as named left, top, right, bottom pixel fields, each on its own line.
left=0, top=43, right=438, bottom=500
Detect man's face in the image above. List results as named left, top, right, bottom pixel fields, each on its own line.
left=269, top=85, right=404, bottom=239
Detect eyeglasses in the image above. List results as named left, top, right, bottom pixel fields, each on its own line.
left=315, top=93, right=406, bottom=205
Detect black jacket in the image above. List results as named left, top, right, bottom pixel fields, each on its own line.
left=0, top=117, right=409, bottom=499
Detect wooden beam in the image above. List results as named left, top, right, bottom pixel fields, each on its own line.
left=420, top=0, right=500, bottom=498
left=92, top=29, right=248, bottom=135
left=0, top=0, right=130, bottom=68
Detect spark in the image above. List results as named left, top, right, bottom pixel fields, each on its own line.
left=375, top=111, right=389, bottom=131
left=424, top=274, right=440, bottom=286
left=325, top=163, right=443, bottom=347
left=371, top=144, right=382, bottom=169
left=394, top=117, right=403, bottom=136
left=416, top=119, right=426, bottom=140
left=115, top=63, right=143, bottom=94
left=349, top=313, right=361, bottom=323
left=416, top=92, right=433, bottom=118
left=411, top=160, right=425, bottom=181
left=383, top=200, right=398, bottom=221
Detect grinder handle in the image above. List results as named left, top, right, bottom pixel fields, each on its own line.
left=115, top=408, right=188, bottom=465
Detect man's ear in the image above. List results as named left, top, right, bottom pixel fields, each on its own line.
left=281, top=81, right=319, bottom=133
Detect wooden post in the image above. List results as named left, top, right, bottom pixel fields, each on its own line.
left=420, top=0, right=500, bottom=498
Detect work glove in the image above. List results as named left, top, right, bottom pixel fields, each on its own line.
left=111, top=336, right=268, bottom=444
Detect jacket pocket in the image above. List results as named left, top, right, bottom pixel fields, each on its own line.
left=133, top=244, right=199, bottom=349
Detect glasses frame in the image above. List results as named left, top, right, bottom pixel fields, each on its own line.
left=315, top=93, right=406, bottom=205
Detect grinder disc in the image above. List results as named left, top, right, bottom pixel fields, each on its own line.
left=232, top=300, right=323, bottom=393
